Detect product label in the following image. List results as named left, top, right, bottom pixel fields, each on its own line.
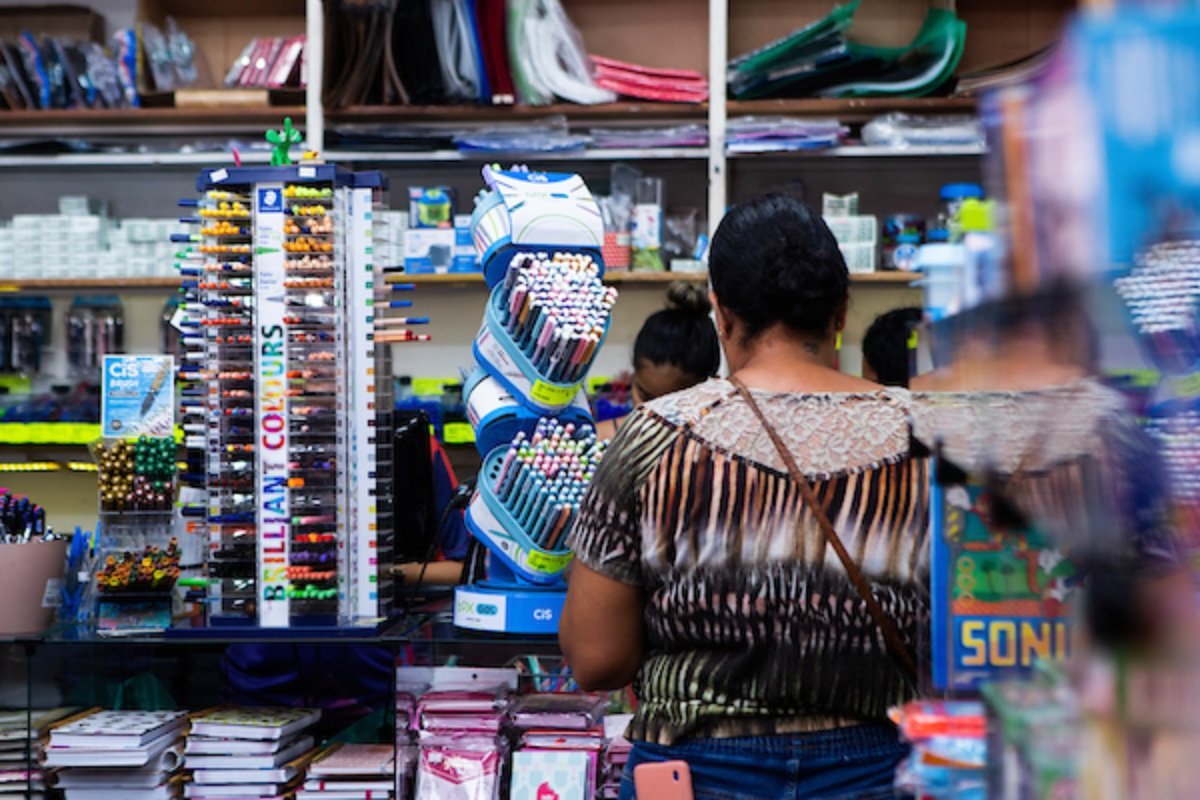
left=41, top=578, right=63, bottom=609
left=529, top=380, right=578, bottom=409
left=455, top=589, right=507, bottom=632
left=526, top=549, right=573, bottom=575
left=101, top=355, right=175, bottom=438
left=631, top=204, right=662, bottom=249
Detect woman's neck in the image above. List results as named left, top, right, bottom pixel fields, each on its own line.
left=729, top=327, right=876, bottom=393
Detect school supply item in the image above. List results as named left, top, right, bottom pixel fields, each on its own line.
left=188, top=708, right=321, bottom=742
left=511, top=750, right=595, bottom=799
left=49, top=710, right=188, bottom=750
left=591, top=55, right=708, bottom=103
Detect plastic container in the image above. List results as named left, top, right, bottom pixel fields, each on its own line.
left=472, top=284, right=611, bottom=414
left=463, top=448, right=574, bottom=584
left=464, top=370, right=593, bottom=458
left=915, top=243, right=967, bottom=322
left=0, top=540, right=67, bottom=635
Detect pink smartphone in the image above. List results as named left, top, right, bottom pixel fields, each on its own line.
left=634, top=760, right=694, bottom=800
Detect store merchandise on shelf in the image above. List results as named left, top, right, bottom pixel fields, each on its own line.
left=172, top=159, right=413, bottom=631
left=0, top=207, right=186, bottom=280
left=455, top=165, right=613, bottom=634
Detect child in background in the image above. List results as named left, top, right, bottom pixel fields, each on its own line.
left=595, top=282, right=721, bottom=440
left=862, top=306, right=923, bottom=387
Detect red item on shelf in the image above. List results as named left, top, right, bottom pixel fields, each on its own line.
left=591, top=55, right=709, bottom=103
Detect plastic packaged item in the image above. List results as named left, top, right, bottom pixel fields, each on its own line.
left=588, top=124, right=708, bottom=149
left=939, top=183, right=984, bottom=241
left=111, top=29, right=140, bottom=107
left=82, top=42, right=123, bottom=108
left=915, top=243, right=966, bottom=322
left=509, top=0, right=615, bottom=105
left=17, top=32, right=49, bottom=109
left=166, top=17, right=197, bottom=86
left=838, top=241, right=876, bottom=273
left=862, top=113, right=985, bottom=149
left=631, top=176, right=665, bottom=271
left=140, top=23, right=176, bottom=92
left=823, top=192, right=859, bottom=217
left=663, top=208, right=698, bottom=265
left=66, top=296, right=124, bottom=375
left=453, top=121, right=590, bottom=153
left=726, top=116, right=846, bottom=152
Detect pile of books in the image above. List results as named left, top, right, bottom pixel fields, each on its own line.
left=299, top=743, right=395, bottom=800
left=44, top=709, right=189, bottom=800
left=183, top=707, right=321, bottom=800
left=0, top=707, right=74, bottom=798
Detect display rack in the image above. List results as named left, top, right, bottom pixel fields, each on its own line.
left=177, top=164, right=397, bottom=629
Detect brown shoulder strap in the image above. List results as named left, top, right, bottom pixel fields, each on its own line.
left=729, top=376, right=919, bottom=681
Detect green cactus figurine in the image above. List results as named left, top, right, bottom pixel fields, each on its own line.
left=266, top=117, right=303, bottom=166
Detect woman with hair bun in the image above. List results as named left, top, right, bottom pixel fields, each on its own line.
left=561, top=194, right=928, bottom=799
left=594, top=281, right=721, bottom=440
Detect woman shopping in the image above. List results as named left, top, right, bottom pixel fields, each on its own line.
left=560, top=194, right=929, bottom=800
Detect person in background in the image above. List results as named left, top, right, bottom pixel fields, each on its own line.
left=594, top=282, right=721, bottom=440
left=861, top=306, right=923, bottom=388
left=561, top=194, right=927, bottom=800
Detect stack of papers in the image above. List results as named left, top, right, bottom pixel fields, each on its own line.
left=45, top=709, right=189, bottom=800
left=727, top=117, right=847, bottom=152
left=183, top=707, right=321, bottom=800
left=299, top=743, right=395, bottom=800
left=0, top=707, right=74, bottom=798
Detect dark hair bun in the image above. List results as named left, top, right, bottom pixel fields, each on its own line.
left=665, top=282, right=712, bottom=318
left=709, top=193, right=849, bottom=340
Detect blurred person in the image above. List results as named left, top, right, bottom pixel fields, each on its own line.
left=594, top=282, right=721, bottom=440
left=861, top=306, right=923, bottom=387
left=561, top=194, right=928, bottom=800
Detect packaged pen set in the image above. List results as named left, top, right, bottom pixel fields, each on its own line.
left=176, top=163, right=404, bottom=629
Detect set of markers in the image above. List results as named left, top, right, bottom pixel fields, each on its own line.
left=497, top=253, right=617, bottom=385
left=281, top=184, right=341, bottom=615
left=0, top=491, right=48, bottom=543
left=491, top=419, right=607, bottom=551
left=177, top=187, right=259, bottom=620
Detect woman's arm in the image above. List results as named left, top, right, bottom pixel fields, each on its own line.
left=559, top=562, right=645, bottom=690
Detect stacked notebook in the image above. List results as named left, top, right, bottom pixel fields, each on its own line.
left=45, top=709, right=189, bottom=800
left=298, top=743, right=394, bottom=800
left=0, top=707, right=74, bottom=798
left=507, top=694, right=608, bottom=800
left=183, top=707, right=321, bottom=800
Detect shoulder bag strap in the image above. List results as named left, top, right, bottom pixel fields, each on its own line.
left=728, top=376, right=919, bottom=681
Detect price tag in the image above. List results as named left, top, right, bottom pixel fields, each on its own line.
left=210, top=168, right=229, bottom=183
left=530, top=380, right=578, bottom=408
left=526, top=549, right=573, bottom=575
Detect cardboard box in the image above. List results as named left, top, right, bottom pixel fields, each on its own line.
left=404, top=228, right=455, bottom=274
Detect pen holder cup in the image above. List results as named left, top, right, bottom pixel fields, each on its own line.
left=472, top=283, right=610, bottom=415
left=0, top=540, right=66, bottom=635
left=463, top=447, right=574, bottom=585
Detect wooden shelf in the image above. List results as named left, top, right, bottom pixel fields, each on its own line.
left=0, top=106, right=305, bottom=135
left=726, top=97, right=978, bottom=123
left=390, top=271, right=916, bottom=287
left=0, top=278, right=178, bottom=291
left=329, top=102, right=706, bottom=123
left=327, top=97, right=977, bottom=126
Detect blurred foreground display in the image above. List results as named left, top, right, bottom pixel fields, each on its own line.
left=899, top=5, right=1200, bottom=799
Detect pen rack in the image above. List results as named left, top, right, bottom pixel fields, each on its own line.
left=472, top=274, right=613, bottom=415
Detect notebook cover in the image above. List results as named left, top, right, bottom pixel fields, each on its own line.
left=509, top=750, right=593, bottom=800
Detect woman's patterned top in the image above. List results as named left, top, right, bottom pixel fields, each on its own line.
left=569, top=379, right=930, bottom=745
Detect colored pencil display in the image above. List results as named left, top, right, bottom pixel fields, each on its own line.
left=491, top=419, right=607, bottom=550
left=497, top=253, right=617, bottom=384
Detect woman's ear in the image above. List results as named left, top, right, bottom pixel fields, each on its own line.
left=711, top=292, right=732, bottom=341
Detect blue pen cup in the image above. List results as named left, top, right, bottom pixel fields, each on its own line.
left=463, top=446, right=574, bottom=584
left=472, top=283, right=611, bottom=415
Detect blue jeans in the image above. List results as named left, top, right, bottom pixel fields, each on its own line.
left=618, top=724, right=909, bottom=800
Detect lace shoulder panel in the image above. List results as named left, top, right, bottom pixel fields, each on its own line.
left=644, top=379, right=914, bottom=478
